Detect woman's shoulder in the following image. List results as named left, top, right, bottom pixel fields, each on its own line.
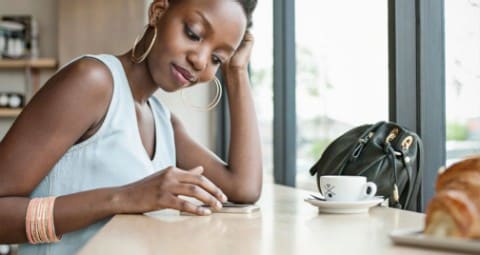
left=59, top=56, right=113, bottom=86
left=32, top=56, right=115, bottom=129
left=49, top=56, right=114, bottom=101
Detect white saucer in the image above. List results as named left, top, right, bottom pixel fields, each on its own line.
left=304, top=198, right=384, bottom=214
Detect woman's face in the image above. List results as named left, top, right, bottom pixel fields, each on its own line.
left=147, top=0, right=247, bottom=92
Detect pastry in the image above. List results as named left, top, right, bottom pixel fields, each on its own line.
left=424, top=156, right=480, bottom=239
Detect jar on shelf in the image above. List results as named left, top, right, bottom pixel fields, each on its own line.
left=0, top=20, right=25, bottom=59
left=0, top=244, right=10, bottom=255
left=0, top=92, right=24, bottom=109
left=0, top=93, right=8, bottom=107
left=8, top=93, right=23, bottom=108
left=7, top=31, right=25, bottom=58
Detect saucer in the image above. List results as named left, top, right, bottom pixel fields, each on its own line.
left=304, top=198, right=384, bottom=214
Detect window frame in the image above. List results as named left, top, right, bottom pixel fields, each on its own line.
left=388, top=0, right=445, bottom=211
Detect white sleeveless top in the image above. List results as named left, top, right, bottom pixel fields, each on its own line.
left=19, top=54, right=176, bottom=255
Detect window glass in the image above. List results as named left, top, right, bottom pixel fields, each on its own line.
left=295, top=0, right=389, bottom=190
left=445, top=0, right=480, bottom=166
left=250, top=0, right=274, bottom=182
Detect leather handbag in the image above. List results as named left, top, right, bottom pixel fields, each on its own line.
left=309, top=121, right=424, bottom=211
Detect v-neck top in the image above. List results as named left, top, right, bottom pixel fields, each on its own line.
left=19, top=54, right=176, bottom=255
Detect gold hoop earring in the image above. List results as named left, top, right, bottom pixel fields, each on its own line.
left=131, top=25, right=157, bottom=63
left=181, top=77, right=222, bottom=111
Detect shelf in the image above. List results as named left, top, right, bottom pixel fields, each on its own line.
left=0, top=58, right=57, bottom=102
left=0, top=108, right=22, bottom=117
left=0, top=58, right=57, bottom=69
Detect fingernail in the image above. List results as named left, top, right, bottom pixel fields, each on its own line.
left=221, top=194, right=228, bottom=203
left=216, top=201, right=222, bottom=209
left=202, top=208, right=212, bottom=215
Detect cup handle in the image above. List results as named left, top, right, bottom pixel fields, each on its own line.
left=363, top=182, right=377, bottom=199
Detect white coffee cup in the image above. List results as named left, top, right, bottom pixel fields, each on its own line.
left=319, top=175, right=377, bottom=202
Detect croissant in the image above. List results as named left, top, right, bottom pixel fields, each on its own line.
left=424, top=156, right=480, bottom=239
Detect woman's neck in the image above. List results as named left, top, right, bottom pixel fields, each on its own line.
left=117, top=52, right=158, bottom=104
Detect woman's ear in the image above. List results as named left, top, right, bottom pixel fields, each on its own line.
left=148, top=0, right=170, bottom=25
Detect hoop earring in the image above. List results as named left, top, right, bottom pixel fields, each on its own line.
left=181, top=77, right=222, bottom=111
left=131, top=25, right=157, bottom=63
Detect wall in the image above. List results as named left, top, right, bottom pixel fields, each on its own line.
left=0, top=0, right=215, bottom=150
left=0, top=0, right=57, bottom=138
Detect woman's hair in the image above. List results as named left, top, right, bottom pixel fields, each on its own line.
left=235, top=0, right=257, bottom=29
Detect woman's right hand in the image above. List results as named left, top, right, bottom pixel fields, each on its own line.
left=116, top=166, right=228, bottom=216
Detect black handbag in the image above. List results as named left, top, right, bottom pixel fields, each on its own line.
left=309, top=121, right=424, bottom=211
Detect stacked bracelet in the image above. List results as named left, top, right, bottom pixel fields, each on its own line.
left=25, top=197, right=62, bottom=244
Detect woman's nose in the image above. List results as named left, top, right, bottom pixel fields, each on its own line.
left=187, top=49, right=208, bottom=72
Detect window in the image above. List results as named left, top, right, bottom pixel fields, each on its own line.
left=445, top=0, right=480, bottom=166
left=295, top=0, right=389, bottom=190
left=250, top=0, right=274, bottom=182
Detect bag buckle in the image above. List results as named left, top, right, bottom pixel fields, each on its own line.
left=385, top=128, right=399, bottom=143
left=401, top=136, right=414, bottom=151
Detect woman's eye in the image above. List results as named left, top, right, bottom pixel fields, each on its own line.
left=184, top=25, right=201, bottom=41
left=212, top=55, right=223, bottom=65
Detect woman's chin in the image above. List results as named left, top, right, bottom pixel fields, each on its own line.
left=155, top=80, right=181, bottom=93
left=161, top=84, right=184, bottom=93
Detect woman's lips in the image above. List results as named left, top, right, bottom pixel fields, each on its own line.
left=171, top=64, right=194, bottom=86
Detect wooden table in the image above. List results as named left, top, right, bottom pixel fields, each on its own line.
left=79, top=184, right=462, bottom=255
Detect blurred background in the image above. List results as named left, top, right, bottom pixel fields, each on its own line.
left=0, top=0, right=478, bottom=234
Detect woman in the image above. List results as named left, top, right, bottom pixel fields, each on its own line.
left=0, top=0, right=261, bottom=254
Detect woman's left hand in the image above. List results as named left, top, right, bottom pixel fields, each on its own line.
left=223, top=31, right=254, bottom=72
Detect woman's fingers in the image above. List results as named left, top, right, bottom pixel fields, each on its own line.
left=223, top=30, right=254, bottom=70
left=188, top=166, right=204, bottom=175
left=167, top=195, right=212, bottom=216
left=172, top=183, right=223, bottom=210
left=145, top=166, right=228, bottom=215
left=180, top=167, right=228, bottom=203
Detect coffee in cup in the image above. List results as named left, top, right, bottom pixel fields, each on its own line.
left=319, top=175, right=377, bottom=202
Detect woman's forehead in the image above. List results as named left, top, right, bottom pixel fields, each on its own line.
left=170, top=0, right=247, bottom=48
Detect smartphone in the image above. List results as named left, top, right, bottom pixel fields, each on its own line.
left=203, top=202, right=260, bottom=214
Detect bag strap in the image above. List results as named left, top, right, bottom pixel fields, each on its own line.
left=404, top=133, right=424, bottom=211
left=403, top=160, right=413, bottom=206
left=385, top=143, right=402, bottom=208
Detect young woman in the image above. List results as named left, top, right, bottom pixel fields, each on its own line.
left=0, top=0, right=261, bottom=254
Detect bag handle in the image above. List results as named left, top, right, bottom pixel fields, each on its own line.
left=338, top=121, right=387, bottom=175
left=309, top=121, right=387, bottom=176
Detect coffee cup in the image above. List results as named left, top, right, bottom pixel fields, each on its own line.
left=319, top=175, right=377, bottom=202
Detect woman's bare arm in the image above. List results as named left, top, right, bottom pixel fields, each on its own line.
left=0, top=58, right=117, bottom=243
left=0, top=188, right=123, bottom=243
left=174, top=32, right=263, bottom=203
